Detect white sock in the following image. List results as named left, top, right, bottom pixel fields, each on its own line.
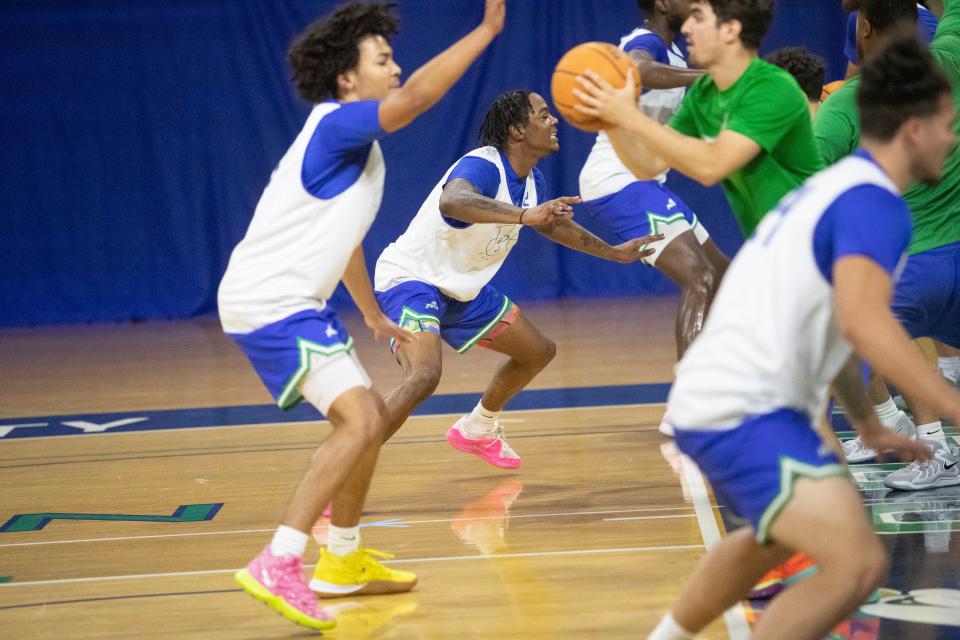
left=270, top=525, right=308, bottom=558
left=873, top=397, right=901, bottom=429
left=463, top=401, right=499, bottom=438
left=327, top=525, right=360, bottom=557
left=918, top=421, right=948, bottom=447
left=939, top=356, right=960, bottom=382
left=647, top=612, right=695, bottom=640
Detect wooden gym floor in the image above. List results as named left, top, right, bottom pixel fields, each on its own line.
left=0, top=297, right=957, bottom=639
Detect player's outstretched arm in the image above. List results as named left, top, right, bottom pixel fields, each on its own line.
left=630, top=51, right=704, bottom=90
left=439, top=180, right=580, bottom=226
left=531, top=218, right=661, bottom=263
left=575, top=70, right=761, bottom=185
left=830, top=356, right=930, bottom=462
left=835, top=255, right=960, bottom=427
left=341, top=245, right=411, bottom=345
left=378, top=0, right=504, bottom=132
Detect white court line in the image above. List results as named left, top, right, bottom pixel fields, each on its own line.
left=0, top=544, right=703, bottom=589
left=679, top=454, right=752, bottom=640
left=0, top=506, right=697, bottom=549
left=603, top=514, right=698, bottom=522
left=0, top=401, right=666, bottom=443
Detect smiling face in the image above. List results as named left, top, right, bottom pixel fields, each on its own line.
left=338, top=34, right=402, bottom=101
left=519, top=92, right=560, bottom=154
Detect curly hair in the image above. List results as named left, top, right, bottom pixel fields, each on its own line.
left=859, top=31, right=950, bottom=141
left=479, top=91, right=533, bottom=150
left=765, top=47, right=826, bottom=102
left=288, top=2, right=399, bottom=103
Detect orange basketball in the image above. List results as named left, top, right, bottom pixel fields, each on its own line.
left=551, top=42, right=639, bottom=132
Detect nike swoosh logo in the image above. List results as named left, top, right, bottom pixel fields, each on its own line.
left=945, top=460, right=958, bottom=470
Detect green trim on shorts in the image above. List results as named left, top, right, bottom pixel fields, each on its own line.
left=645, top=211, right=687, bottom=234
left=755, top=456, right=848, bottom=544
left=690, top=213, right=700, bottom=230
left=389, top=306, right=441, bottom=351
left=456, top=296, right=514, bottom=354
left=277, top=336, right=356, bottom=410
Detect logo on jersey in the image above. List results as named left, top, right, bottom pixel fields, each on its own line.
left=425, top=301, right=439, bottom=311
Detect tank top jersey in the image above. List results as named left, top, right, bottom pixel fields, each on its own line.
left=375, top=146, right=542, bottom=302
left=218, top=100, right=386, bottom=334
left=665, top=151, right=912, bottom=431
left=579, top=27, right=688, bottom=201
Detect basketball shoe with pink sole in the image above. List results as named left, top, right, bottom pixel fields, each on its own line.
left=446, top=416, right=522, bottom=469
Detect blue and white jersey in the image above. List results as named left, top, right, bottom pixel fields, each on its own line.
left=375, top=146, right=544, bottom=302
left=665, top=150, right=912, bottom=430
left=579, top=27, right=688, bottom=200
left=218, top=100, right=387, bottom=334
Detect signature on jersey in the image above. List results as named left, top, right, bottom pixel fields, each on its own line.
left=482, top=225, right=521, bottom=259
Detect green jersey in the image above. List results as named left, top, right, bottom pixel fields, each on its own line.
left=669, top=57, right=824, bottom=236
left=814, top=1, right=960, bottom=255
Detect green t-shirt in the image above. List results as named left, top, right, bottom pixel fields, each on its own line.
left=813, top=1, right=960, bottom=255
left=669, top=57, right=824, bottom=236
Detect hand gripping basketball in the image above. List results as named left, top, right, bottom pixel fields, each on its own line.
left=551, top=42, right=640, bottom=132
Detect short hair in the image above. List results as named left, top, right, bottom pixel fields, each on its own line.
left=479, top=91, right=534, bottom=150
left=637, top=0, right=656, bottom=13
left=860, top=0, right=918, bottom=34
left=697, top=0, right=773, bottom=50
left=858, top=32, right=951, bottom=141
left=765, top=47, right=826, bottom=102
left=288, top=2, right=399, bottom=103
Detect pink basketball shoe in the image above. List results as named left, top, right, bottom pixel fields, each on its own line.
left=446, top=416, right=522, bottom=469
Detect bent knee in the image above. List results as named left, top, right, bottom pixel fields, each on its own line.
left=404, top=365, right=442, bottom=399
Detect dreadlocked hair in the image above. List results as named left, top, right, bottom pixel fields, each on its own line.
left=288, top=1, right=399, bottom=103
left=479, top=91, right=533, bottom=150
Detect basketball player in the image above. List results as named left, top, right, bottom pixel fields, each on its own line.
left=573, top=0, right=824, bottom=239
left=217, top=0, right=505, bottom=629
left=842, top=0, right=939, bottom=79
left=370, top=90, right=658, bottom=470
left=815, top=0, right=960, bottom=490
left=651, top=36, right=956, bottom=640
left=578, top=0, right=728, bottom=361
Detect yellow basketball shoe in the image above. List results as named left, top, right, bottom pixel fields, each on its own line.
left=309, top=547, right=418, bottom=598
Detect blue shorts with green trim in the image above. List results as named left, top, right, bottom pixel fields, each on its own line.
left=228, top=308, right=354, bottom=410
left=376, top=281, right=516, bottom=354
left=673, top=408, right=845, bottom=543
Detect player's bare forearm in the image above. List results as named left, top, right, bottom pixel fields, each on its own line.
left=533, top=218, right=617, bottom=260
left=633, top=56, right=705, bottom=90
left=341, top=245, right=383, bottom=319
left=835, top=256, right=960, bottom=421
left=378, top=0, right=504, bottom=132
left=439, top=180, right=522, bottom=224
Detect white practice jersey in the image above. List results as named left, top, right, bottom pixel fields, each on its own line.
left=665, top=151, right=912, bottom=430
left=579, top=27, right=689, bottom=201
left=375, top=146, right=543, bottom=301
left=218, top=101, right=386, bottom=334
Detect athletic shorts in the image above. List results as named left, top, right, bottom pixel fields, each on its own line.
left=892, top=241, right=960, bottom=348
left=581, top=180, right=710, bottom=266
left=228, top=308, right=371, bottom=413
left=673, top=408, right=846, bottom=544
left=376, top=281, right=518, bottom=354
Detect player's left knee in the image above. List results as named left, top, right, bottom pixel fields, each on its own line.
left=535, top=337, right=557, bottom=368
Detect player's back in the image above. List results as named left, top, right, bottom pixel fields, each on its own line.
left=666, top=152, right=908, bottom=430
left=579, top=27, right=688, bottom=201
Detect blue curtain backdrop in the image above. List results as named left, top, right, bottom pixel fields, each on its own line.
left=0, top=0, right=846, bottom=327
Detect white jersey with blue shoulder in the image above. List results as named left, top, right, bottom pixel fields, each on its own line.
left=375, top=146, right=543, bottom=302
left=665, top=150, right=912, bottom=431
left=579, top=27, right=688, bottom=201
left=218, top=100, right=386, bottom=334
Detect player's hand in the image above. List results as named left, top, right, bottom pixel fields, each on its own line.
left=480, top=0, right=505, bottom=36
left=364, top=312, right=412, bottom=345
left=572, top=68, right=640, bottom=127
left=858, top=418, right=932, bottom=463
left=609, top=235, right=664, bottom=263
left=521, top=196, right=580, bottom=226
